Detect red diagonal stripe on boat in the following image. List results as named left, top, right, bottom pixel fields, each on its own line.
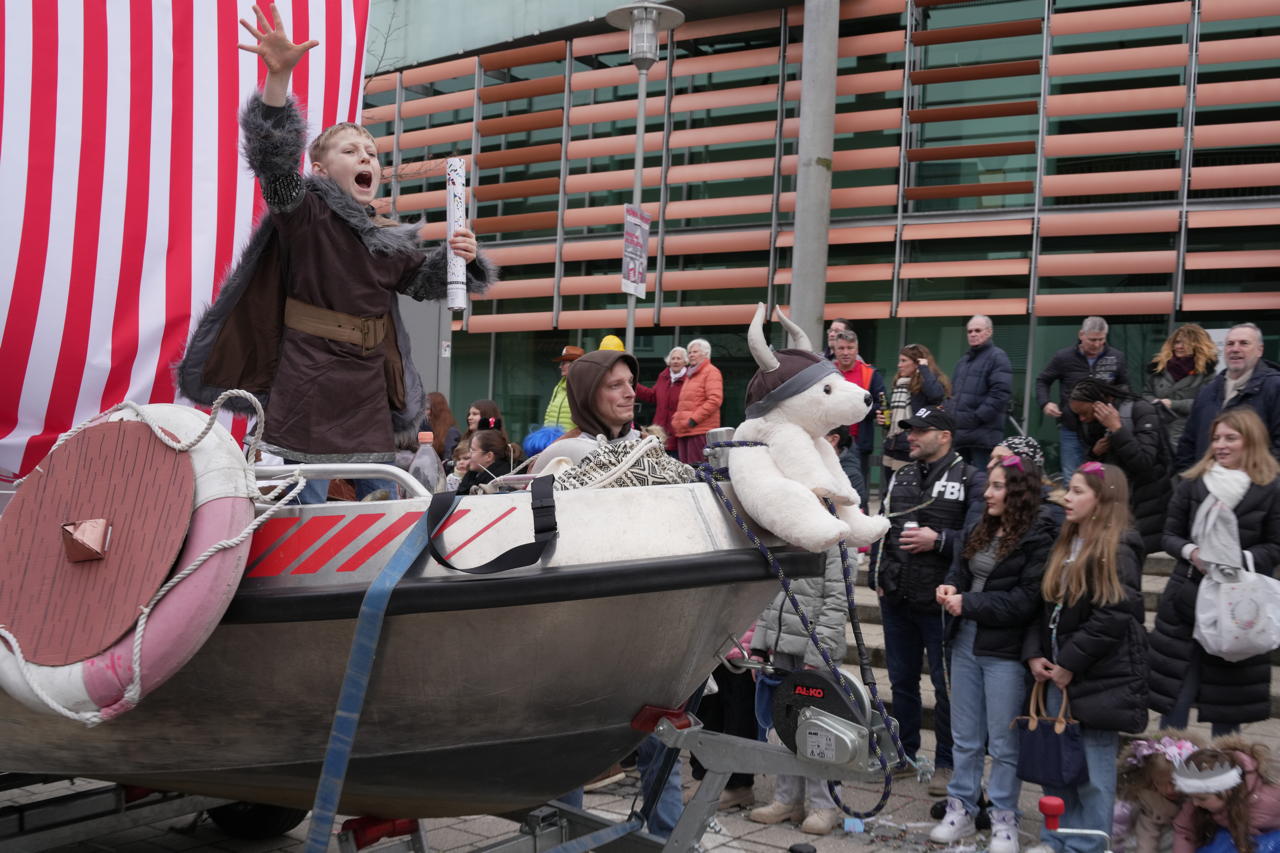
left=338, top=510, right=425, bottom=573
left=432, top=508, right=470, bottom=535
left=245, top=517, right=301, bottom=570
left=444, top=507, right=518, bottom=562
left=248, top=515, right=345, bottom=578
left=290, top=512, right=382, bottom=575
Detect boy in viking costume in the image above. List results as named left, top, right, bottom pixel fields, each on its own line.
left=178, top=3, right=495, bottom=502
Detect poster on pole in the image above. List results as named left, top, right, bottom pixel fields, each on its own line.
left=621, top=204, right=652, bottom=299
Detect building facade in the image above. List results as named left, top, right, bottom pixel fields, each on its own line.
left=362, top=0, right=1280, bottom=477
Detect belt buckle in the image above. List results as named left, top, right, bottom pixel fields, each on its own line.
left=360, top=317, right=379, bottom=354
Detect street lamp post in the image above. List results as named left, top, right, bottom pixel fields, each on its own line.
left=606, top=1, right=684, bottom=354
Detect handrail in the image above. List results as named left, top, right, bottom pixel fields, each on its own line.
left=255, top=464, right=430, bottom=499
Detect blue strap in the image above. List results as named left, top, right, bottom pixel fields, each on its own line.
left=303, top=511, right=435, bottom=853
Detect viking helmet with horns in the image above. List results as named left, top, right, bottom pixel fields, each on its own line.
left=744, top=303, right=839, bottom=419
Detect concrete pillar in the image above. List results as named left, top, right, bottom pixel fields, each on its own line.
left=789, top=0, right=840, bottom=351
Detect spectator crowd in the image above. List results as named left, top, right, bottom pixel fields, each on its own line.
left=319, top=315, right=1280, bottom=850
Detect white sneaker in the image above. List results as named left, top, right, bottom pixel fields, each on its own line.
left=987, top=808, right=1020, bottom=853
left=928, top=797, right=976, bottom=843
left=1023, top=844, right=1057, bottom=853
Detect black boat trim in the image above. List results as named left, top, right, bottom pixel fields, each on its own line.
left=223, top=547, right=824, bottom=623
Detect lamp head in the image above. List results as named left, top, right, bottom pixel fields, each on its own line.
left=606, top=2, right=685, bottom=71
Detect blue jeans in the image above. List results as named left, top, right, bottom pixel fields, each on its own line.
left=947, top=620, right=1027, bottom=814
left=1059, top=426, right=1085, bottom=484
left=878, top=595, right=952, bottom=769
left=1037, top=684, right=1118, bottom=853
left=636, top=734, right=683, bottom=838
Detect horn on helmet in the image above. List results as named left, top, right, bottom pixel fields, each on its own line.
left=773, top=306, right=813, bottom=353
left=747, top=302, right=780, bottom=373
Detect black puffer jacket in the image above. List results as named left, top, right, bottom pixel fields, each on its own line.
left=1078, top=398, right=1172, bottom=556
left=1023, top=529, right=1149, bottom=733
left=945, top=502, right=1063, bottom=660
left=1148, top=475, right=1280, bottom=725
left=949, top=341, right=1013, bottom=452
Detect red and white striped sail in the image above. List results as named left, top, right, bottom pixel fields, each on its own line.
left=0, top=0, right=371, bottom=479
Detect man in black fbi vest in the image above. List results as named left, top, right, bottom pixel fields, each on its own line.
left=868, top=405, right=986, bottom=796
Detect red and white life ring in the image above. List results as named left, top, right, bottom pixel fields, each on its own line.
left=0, top=403, right=258, bottom=723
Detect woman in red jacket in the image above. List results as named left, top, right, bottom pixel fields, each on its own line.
left=635, top=346, right=688, bottom=455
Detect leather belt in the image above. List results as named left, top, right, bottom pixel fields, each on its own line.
left=284, top=297, right=388, bottom=354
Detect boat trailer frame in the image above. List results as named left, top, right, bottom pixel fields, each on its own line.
left=0, top=773, right=232, bottom=853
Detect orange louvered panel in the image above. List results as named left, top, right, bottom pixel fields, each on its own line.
left=1035, top=293, right=1175, bottom=316
left=1038, top=252, right=1177, bottom=276
left=1052, top=2, right=1190, bottom=36
left=1040, top=210, right=1180, bottom=236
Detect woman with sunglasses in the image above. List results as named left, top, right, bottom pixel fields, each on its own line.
left=1023, top=462, right=1148, bottom=853
left=930, top=452, right=1062, bottom=851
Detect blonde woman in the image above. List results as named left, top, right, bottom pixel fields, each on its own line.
left=1024, top=463, right=1148, bottom=853
left=1144, top=324, right=1218, bottom=447
left=1149, top=407, right=1280, bottom=738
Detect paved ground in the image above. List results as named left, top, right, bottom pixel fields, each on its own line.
left=8, top=713, right=1280, bottom=852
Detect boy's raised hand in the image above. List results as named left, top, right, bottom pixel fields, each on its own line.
left=239, top=3, right=318, bottom=75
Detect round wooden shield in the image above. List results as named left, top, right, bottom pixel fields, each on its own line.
left=0, top=420, right=196, bottom=666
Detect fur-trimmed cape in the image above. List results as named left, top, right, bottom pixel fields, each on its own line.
left=176, top=92, right=497, bottom=462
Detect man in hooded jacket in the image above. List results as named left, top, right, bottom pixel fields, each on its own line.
left=532, top=348, right=685, bottom=836
left=531, top=349, right=641, bottom=473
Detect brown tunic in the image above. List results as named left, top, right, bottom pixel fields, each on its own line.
left=262, top=191, right=421, bottom=460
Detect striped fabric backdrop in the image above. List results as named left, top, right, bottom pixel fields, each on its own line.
left=0, top=0, right=371, bottom=479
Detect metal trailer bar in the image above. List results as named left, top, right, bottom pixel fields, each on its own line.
left=0, top=780, right=229, bottom=853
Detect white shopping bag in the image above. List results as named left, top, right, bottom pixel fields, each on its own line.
left=1194, top=556, right=1280, bottom=663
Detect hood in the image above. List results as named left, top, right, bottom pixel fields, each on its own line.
left=567, top=349, right=639, bottom=440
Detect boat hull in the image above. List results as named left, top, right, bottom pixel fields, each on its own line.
left=0, top=551, right=818, bottom=816
left=0, top=481, right=825, bottom=816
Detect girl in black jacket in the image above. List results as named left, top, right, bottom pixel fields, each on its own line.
left=455, top=429, right=513, bottom=494
left=928, top=453, right=1061, bottom=850
left=1068, top=378, right=1173, bottom=556
left=1150, top=407, right=1280, bottom=736
left=1024, top=462, right=1149, bottom=853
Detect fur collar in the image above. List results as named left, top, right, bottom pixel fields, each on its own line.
left=304, top=175, right=423, bottom=256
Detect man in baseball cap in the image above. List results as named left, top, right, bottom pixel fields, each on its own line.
left=868, top=403, right=984, bottom=799
left=544, top=345, right=584, bottom=429
left=898, top=405, right=956, bottom=434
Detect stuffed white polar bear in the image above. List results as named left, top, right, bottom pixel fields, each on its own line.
left=728, top=304, right=891, bottom=553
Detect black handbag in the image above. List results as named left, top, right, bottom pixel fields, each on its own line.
left=1012, top=681, right=1089, bottom=788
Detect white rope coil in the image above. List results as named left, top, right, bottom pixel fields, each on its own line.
left=1, top=392, right=288, bottom=725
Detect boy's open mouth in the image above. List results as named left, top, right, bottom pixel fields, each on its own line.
left=355, top=170, right=373, bottom=189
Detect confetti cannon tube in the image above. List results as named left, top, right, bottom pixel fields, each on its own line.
left=446, top=157, right=468, bottom=312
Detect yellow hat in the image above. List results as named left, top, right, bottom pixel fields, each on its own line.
left=598, top=334, right=625, bottom=351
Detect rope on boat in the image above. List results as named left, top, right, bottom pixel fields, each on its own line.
left=695, top=441, right=911, bottom=819
left=19, top=389, right=268, bottom=487
left=0, top=391, right=296, bottom=726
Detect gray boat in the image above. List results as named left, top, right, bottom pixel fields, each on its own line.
left=0, top=466, right=822, bottom=818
